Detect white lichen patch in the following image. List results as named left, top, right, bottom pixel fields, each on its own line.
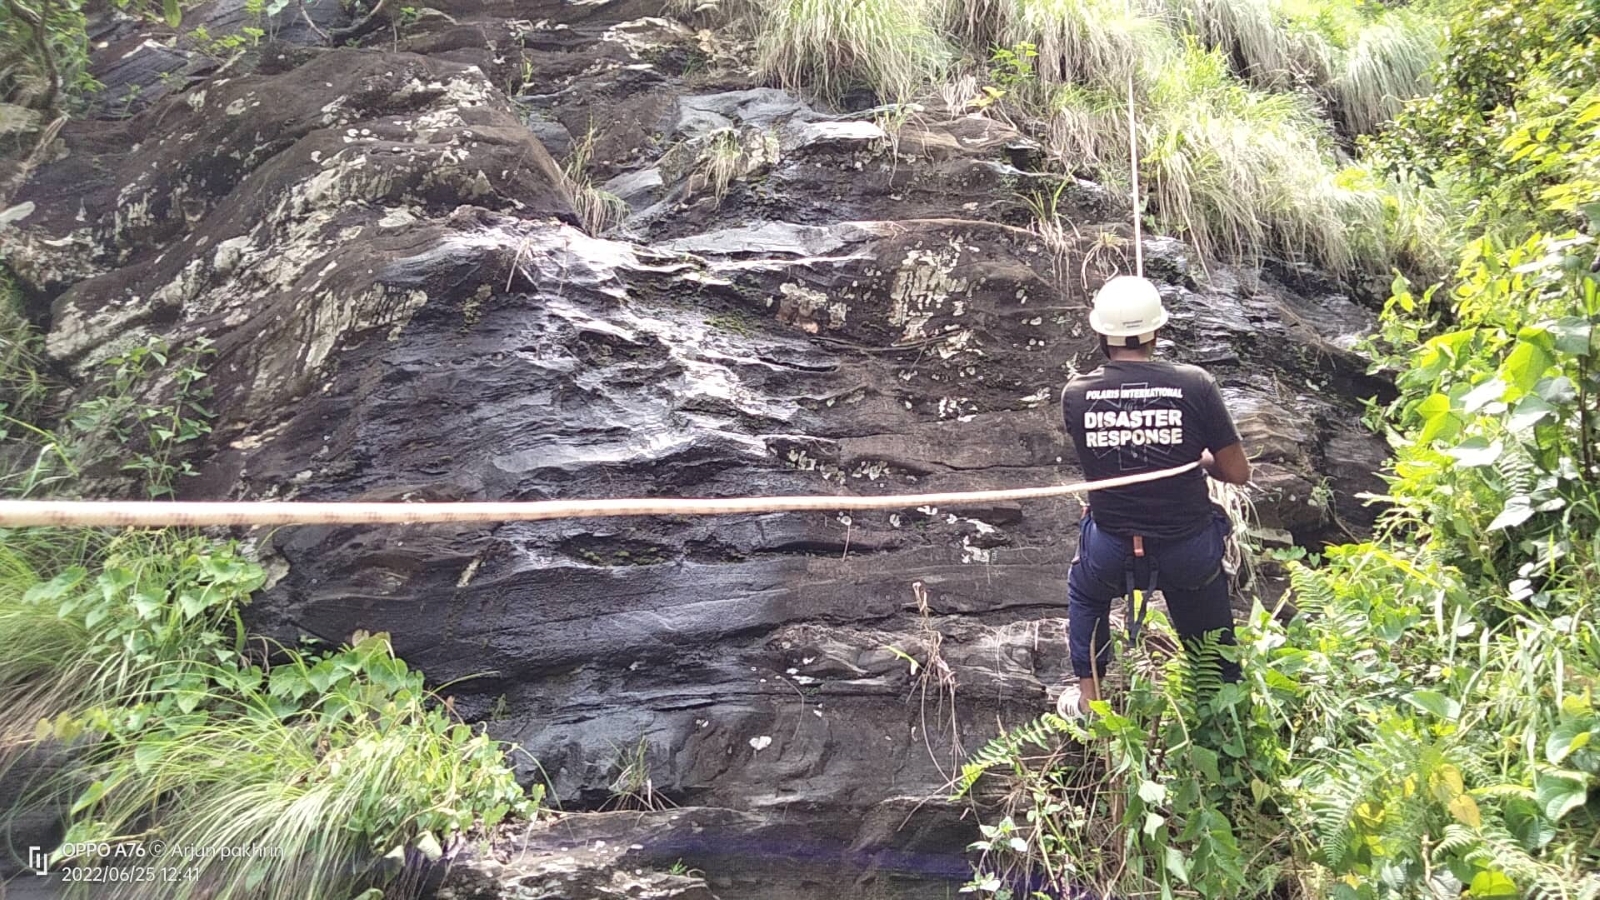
left=377, top=207, right=419, bottom=230
left=113, top=187, right=156, bottom=241
left=1020, top=388, right=1051, bottom=408
left=888, top=243, right=967, bottom=342
left=387, top=290, right=429, bottom=340
left=850, top=460, right=891, bottom=481
left=456, top=557, right=483, bottom=588
left=935, top=396, right=976, bottom=420
left=960, top=534, right=993, bottom=564
left=948, top=514, right=998, bottom=535
left=776, top=282, right=846, bottom=333
left=936, top=327, right=975, bottom=359
left=152, top=258, right=208, bottom=311
left=211, top=235, right=252, bottom=275
left=319, top=95, right=347, bottom=126
left=782, top=447, right=846, bottom=484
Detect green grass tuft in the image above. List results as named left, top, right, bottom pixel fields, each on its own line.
left=1047, top=84, right=1131, bottom=175
left=57, top=633, right=534, bottom=900
left=561, top=128, right=629, bottom=236
left=1331, top=10, right=1441, bottom=135
left=1005, top=0, right=1175, bottom=93
left=755, top=0, right=954, bottom=103
left=0, top=268, right=52, bottom=427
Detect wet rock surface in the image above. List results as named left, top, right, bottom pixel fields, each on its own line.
left=3, top=1, right=1391, bottom=895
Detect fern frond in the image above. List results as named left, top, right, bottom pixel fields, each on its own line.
left=953, top=713, right=1073, bottom=798
left=1287, top=561, right=1338, bottom=614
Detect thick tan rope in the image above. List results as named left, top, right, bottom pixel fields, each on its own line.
left=0, top=463, right=1199, bottom=528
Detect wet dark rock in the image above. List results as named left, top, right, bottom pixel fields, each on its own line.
left=670, top=89, right=816, bottom=138
left=0, top=745, right=70, bottom=877
left=524, top=114, right=576, bottom=160
left=604, top=167, right=665, bottom=208
left=441, top=807, right=972, bottom=900
left=6, top=48, right=573, bottom=421
left=5, top=4, right=1394, bottom=897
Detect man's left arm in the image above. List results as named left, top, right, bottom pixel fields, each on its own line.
left=1198, top=375, right=1251, bottom=485
left=1201, top=444, right=1251, bottom=484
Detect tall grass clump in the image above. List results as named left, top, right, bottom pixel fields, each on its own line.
left=0, top=536, right=94, bottom=767
left=1, top=530, right=539, bottom=898
left=755, top=0, right=954, bottom=103
left=59, top=632, right=535, bottom=899
left=1150, top=0, right=1439, bottom=135
left=1142, top=42, right=1385, bottom=274
left=1046, top=85, right=1130, bottom=175
left=1, top=269, right=51, bottom=425
left=561, top=128, right=628, bottom=236
left=1331, top=10, right=1441, bottom=135
left=1154, top=0, right=1330, bottom=90
left=1003, top=0, right=1174, bottom=93
left=940, top=0, right=1012, bottom=53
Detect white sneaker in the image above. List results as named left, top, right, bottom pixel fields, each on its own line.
left=1055, top=683, right=1087, bottom=719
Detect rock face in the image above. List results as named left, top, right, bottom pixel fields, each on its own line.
left=2, top=1, right=1391, bottom=895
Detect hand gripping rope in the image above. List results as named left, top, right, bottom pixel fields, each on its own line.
left=0, top=463, right=1198, bottom=528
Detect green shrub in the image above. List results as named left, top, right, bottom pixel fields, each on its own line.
left=958, top=548, right=1600, bottom=898
left=1369, top=0, right=1600, bottom=235
left=0, top=0, right=95, bottom=109
left=58, top=632, right=535, bottom=899
left=63, top=336, right=216, bottom=497
left=1368, top=223, right=1600, bottom=585
left=1, top=530, right=540, bottom=899
left=1, top=532, right=242, bottom=768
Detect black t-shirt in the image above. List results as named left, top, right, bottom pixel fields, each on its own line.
left=1061, top=360, right=1242, bottom=539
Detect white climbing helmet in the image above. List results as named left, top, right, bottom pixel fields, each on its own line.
left=1089, top=276, right=1169, bottom=345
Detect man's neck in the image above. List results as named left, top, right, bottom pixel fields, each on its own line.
left=1107, top=347, right=1155, bottom=362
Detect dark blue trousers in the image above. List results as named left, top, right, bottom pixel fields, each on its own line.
left=1067, top=511, right=1241, bottom=682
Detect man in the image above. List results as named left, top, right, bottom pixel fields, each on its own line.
left=1056, top=275, right=1251, bottom=717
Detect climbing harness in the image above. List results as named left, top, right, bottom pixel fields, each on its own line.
left=0, top=463, right=1199, bottom=528
left=1125, top=534, right=1156, bottom=643
left=1121, top=530, right=1227, bottom=645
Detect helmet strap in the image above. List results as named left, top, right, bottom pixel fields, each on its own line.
left=1100, top=332, right=1158, bottom=357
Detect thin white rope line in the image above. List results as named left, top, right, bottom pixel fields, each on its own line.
left=1126, top=0, right=1144, bottom=277
left=0, top=463, right=1201, bottom=528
